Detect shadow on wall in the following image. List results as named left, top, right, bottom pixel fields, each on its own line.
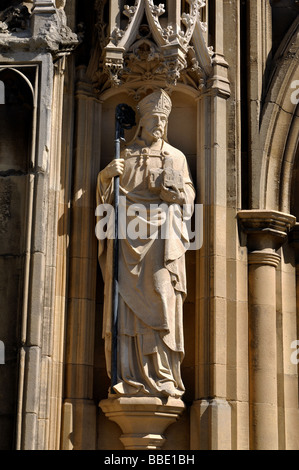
left=0, top=67, right=33, bottom=450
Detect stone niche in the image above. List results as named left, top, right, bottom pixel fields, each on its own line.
left=94, top=89, right=197, bottom=450
left=0, top=67, right=33, bottom=450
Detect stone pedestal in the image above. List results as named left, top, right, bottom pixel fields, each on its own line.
left=99, top=397, right=185, bottom=450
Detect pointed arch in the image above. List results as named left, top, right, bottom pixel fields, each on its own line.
left=0, top=66, right=35, bottom=172
left=258, top=16, right=299, bottom=212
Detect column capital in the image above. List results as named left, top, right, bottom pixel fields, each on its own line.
left=238, top=210, right=296, bottom=252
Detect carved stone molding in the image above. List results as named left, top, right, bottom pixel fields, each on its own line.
left=31, top=0, right=78, bottom=57
left=248, top=251, right=281, bottom=268
left=238, top=209, right=296, bottom=450
left=0, top=0, right=78, bottom=58
left=238, top=210, right=296, bottom=252
left=94, top=0, right=213, bottom=94
left=32, top=0, right=56, bottom=14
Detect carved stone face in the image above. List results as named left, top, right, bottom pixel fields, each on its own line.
left=140, top=112, right=168, bottom=142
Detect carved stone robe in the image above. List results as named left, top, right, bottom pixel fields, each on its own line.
left=97, top=138, right=195, bottom=398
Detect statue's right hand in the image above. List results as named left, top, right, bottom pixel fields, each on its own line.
left=100, top=159, right=125, bottom=183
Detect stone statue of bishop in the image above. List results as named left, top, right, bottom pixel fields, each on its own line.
left=97, top=89, right=195, bottom=398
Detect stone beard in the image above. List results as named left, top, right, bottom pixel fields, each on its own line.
left=97, top=90, right=195, bottom=398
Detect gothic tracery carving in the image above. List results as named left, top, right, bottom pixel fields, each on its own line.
left=94, top=0, right=213, bottom=94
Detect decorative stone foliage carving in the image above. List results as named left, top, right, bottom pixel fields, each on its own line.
left=94, top=0, right=213, bottom=94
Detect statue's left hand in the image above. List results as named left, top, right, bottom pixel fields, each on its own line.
left=160, top=185, right=186, bottom=205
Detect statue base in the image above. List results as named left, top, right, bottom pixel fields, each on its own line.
left=99, top=396, right=185, bottom=450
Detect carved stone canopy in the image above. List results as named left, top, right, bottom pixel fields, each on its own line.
left=94, top=0, right=213, bottom=95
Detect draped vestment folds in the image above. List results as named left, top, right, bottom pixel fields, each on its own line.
left=97, top=139, right=195, bottom=398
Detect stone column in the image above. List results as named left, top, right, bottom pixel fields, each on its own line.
left=238, top=210, right=295, bottom=450
left=47, top=53, right=75, bottom=450
left=37, top=56, right=66, bottom=450
left=294, top=227, right=299, bottom=344
left=289, top=223, right=299, bottom=331
left=61, top=67, right=101, bottom=450
left=289, top=222, right=299, bottom=423
left=277, top=223, right=299, bottom=450
left=14, top=55, right=55, bottom=451
left=190, top=0, right=232, bottom=451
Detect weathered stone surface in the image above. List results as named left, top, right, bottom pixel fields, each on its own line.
left=1, top=0, right=299, bottom=452
left=0, top=3, right=30, bottom=32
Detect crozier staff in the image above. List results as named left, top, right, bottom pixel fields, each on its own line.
left=97, top=89, right=195, bottom=398
left=111, top=104, right=136, bottom=391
